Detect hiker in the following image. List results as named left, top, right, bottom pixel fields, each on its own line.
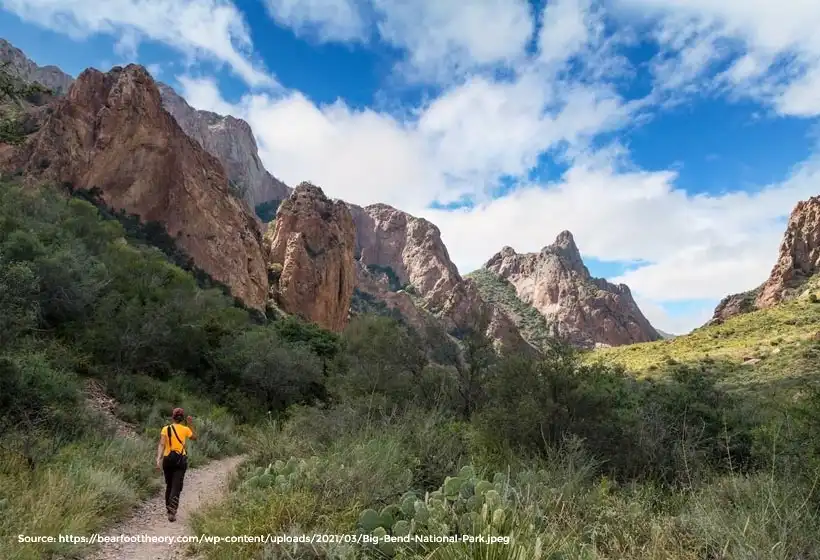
left=155, top=408, right=196, bottom=522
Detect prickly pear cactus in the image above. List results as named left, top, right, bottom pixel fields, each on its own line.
left=354, top=464, right=518, bottom=557
left=240, top=455, right=320, bottom=491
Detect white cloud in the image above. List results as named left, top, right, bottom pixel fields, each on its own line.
left=177, top=75, right=241, bottom=116
left=0, top=0, right=274, bottom=87
left=610, top=0, right=820, bottom=116
left=372, top=0, right=534, bottom=83
left=632, top=298, right=715, bottom=336
left=176, top=68, right=819, bottom=335
left=419, top=159, right=815, bottom=282
left=24, top=0, right=817, bottom=335
left=538, top=0, right=596, bottom=67
left=178, top=65, right=632, bottom=210
left=264, top=0, right=367, bottom=42
left=145, top=63, right=163, bottom=79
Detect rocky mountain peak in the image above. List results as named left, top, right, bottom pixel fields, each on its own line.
left=268, top=183, right=356, bottom=331
left=546, top=230, right=587, bottom=276
left=755, top=195, right=820, bottom=308
left=553, top=229, right=577, bottom=251
left=483, top=232, right=659, bottom=348
left=348, top=202, right=535, bottom=354
left=157, top=82, right=291, bottom=208
left=709, top=195, right=820, bottom=324
left=0, top=63, right=270, bottom=309
left=349, top=202, right=462, bottom=302
left=0, top=38, right=74, bottom=94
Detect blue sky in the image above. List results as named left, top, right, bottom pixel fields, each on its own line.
left=2, top=0, right=820, bottom=334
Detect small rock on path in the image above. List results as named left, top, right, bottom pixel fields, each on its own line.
left=84, top=454, right=246, bottom=560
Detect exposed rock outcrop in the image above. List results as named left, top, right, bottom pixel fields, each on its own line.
left=349, top=203, right=535, bottom=354
left=709, top=196, right=820, bottom=323
left=0, top=64, right=270, bottom=309
left=268, top=183, right=356, bottom=331
left=0, top=39, right=74, bottom=94
left=755, top=196, right=820, bottom=308
left=708, top=287, right=762, bottom=325
left=483, top=231, right=660, bottom=348
left=349, top=204, right=461, bottom=310
left=1, top=39, right=290, bottom=210
left=158, top=83, right=291, bottom=208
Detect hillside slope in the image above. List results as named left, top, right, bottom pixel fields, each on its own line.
left=465, top=268, right=555, bottom=351
left=711, top=195, right=820, bottom=324
left=479, top=231, right=660, bottom=349
left=592, top=274, right=820, bottom=391
left=0, top=64, right=271, bottom=309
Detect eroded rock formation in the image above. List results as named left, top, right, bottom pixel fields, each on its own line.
left=483, top=231, right=660, bottom=348
left=0, top=64, right=269, bottom=309
left=709, top=195, right=820, bottom=323
left=268, top=183, right=356, bottom=331
left=755, top=196, right=820, bottom=308
left=158, top=83, right=291, bottom=208
left=349, top=203, right=535, bottom=354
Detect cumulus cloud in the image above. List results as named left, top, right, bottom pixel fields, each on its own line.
left=13, top=0, right=818, bottom=334
left=0, top=0, right=274, bottom=87
left=610, top=0, right=820, bottom=116
left=264, top=0, right=367, bottom=43
left=372, top=0, right=534, bottom=83
left=179, top=66, right=633, bottom=211
left=258, top=0, right=535, bottom=82
left=177, top=66, right=818, bottom=335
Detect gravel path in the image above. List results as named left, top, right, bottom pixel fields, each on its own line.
left=84, top=454, right=246, bottom=560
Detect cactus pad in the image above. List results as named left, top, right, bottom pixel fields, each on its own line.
left=393, top=519, right=411, bottom=536
left=359, top=509, right=381, bottom=532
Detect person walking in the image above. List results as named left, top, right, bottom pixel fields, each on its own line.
left=155, top=408, right=196, bottom=522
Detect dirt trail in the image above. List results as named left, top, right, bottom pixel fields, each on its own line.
left=85, top=454, right=246, bottom=560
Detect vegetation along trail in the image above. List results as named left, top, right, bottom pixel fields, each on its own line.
left=84, top=455, right=246, bottom=560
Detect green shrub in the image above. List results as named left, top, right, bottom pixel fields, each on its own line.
left=0, top=351, right=87, bottom=445
left=475, top=347, right=759, bottom=485
left=215, top=327, right=325, bottom=419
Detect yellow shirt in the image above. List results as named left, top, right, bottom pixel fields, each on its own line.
left=161, top=424, right=193, bottom=456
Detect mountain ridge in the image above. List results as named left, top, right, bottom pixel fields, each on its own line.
left=0, top=63, right=271, bottom=309
left=0, top=38, right=661, bottom=351
left=480, top=231, right=661, bottom=349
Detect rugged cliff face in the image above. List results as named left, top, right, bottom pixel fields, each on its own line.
left=0, top=39, right=289, bottom=211
left=709, top=196, right=820, bottom=324
left=268, top=183, right=356, bottom=332
left=0, top=64, right=270, bottom=309
left=349, top=204, right=461, bottom=309
left=158, top=84, right=291, bottom=208
left=0, top=39, right=74, bottom=94
left=483, top=231, right=660, bottom=348
left=755, top=196, right=820, bottom=308
left=349, top=203, right=535, bottom=354
left=709, top=288, right=762, bottom=324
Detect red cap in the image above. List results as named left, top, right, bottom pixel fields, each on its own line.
left=172, top=408, right=184, bottom=418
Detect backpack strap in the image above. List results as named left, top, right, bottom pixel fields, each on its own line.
left=168, top=425, right=187, bottom=456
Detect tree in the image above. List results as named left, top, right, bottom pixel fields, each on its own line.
left=453, top=314, right=496, bottom=419
left=338, top=315, right=429, bottom=406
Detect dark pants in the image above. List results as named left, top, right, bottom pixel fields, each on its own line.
left=162, top=455, right=188, bottom=514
